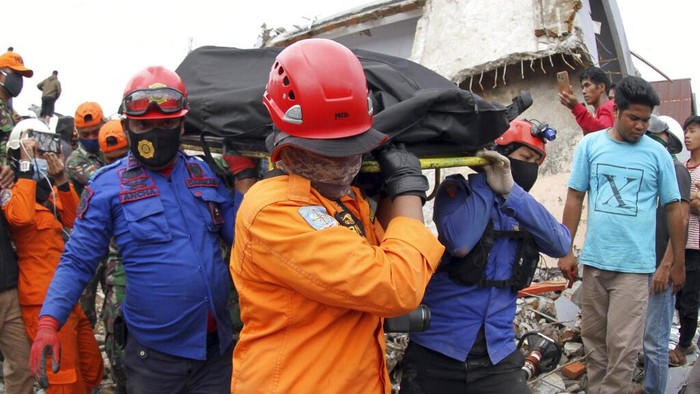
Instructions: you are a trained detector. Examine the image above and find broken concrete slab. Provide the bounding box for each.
[564,342,584,357]
[555,294,580,327]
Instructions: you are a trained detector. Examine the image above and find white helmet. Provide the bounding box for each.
[7,118,52,153]
[658,115,684,155]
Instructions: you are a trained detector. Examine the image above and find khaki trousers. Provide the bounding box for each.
[0,289,34,394]
[581,265,649,394]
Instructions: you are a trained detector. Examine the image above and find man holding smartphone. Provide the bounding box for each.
[558,66,615,135]
[4,118,104,393]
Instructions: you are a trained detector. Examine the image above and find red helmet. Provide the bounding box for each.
[496,119,547,164]
[263,38,373,140]
[122,66,189,120]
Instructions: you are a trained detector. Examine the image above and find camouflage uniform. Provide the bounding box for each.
[0,98,15,164]
[65,143,104,196]
[66,143,105,327]
[102,240,127,393]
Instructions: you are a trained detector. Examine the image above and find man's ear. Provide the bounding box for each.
[613,103,619,118]
[596,82,606,95]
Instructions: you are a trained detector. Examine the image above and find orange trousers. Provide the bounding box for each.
[22,305,104,394]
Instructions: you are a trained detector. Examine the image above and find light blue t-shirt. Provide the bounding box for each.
[568,130,680,273]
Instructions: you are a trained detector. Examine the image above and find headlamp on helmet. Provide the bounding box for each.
[496,119,555,164]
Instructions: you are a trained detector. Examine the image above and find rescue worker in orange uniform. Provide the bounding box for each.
[2,119,103,393]
[230,38,445,393]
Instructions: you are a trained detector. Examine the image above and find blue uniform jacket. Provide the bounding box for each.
[411,173,570,364]
[41,152,240,360]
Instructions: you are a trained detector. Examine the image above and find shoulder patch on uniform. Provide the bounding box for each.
[77,186,94,219]
[298,206,338,230]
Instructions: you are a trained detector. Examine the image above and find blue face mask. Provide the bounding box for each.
[33,158,48,181]
[79,138,100,154]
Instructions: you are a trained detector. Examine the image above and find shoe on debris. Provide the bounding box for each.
[670,347,687,367]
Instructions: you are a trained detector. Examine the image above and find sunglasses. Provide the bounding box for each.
[122,88,187,116]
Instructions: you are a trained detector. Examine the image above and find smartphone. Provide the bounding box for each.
[556,71,570,93]
[28,130,61,153]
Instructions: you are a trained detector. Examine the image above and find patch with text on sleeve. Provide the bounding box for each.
[77,186,94,219]
[185,162,218,188]
[298,206,339,230]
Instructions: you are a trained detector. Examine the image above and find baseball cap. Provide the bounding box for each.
[98,119,127,153]
[265,127,388,162]
[0,51,33,77]
[75,102,105,128]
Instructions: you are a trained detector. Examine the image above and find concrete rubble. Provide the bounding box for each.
[388,267,700,394]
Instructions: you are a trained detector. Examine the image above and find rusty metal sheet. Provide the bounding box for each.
[650,78,695,125]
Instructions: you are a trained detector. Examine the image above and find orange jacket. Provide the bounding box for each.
[3,178,78,306]
[230,174,444,393]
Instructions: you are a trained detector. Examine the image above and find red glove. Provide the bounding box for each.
[222,154,258,179]
[30,315,61,388]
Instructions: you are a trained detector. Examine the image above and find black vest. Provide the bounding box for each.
[441,220,540,292]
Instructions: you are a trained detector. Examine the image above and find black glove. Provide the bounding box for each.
[379,143,429,203]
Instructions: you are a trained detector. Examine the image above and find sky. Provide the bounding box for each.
[4,0,698,121]
[4,0,373,118]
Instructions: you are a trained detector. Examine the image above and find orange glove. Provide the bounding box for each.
[30,315,61,389]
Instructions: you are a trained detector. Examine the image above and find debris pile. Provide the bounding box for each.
[518,269,588,394]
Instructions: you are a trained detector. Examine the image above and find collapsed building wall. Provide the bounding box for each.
[410,0,598,176]
[406,0,605,255]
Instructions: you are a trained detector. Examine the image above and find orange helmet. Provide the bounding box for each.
[122,66,189,120]
[98,119,128,153]
[496,119,553,164]
[263,39,387,161]
[263,38,373,140]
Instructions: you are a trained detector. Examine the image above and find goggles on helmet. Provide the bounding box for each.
[122,88,187,116]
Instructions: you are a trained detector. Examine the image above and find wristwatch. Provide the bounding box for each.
[19,160,32,172]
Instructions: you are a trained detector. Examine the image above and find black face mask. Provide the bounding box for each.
[127,126,181,169]
[510,158,539,192]
[0,71,23,97]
